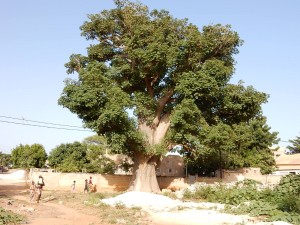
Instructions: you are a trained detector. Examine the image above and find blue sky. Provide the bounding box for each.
[0,0,299,153]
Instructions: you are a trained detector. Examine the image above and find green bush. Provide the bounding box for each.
[0,207,24,225]
[183,180,263,205]
[273,174,300,214]
[277,194,300,214]
[225,200,277,217]
[225,201,300,224]
[183,185,214,201]
[274,174,300,198]
[181,177,300,224]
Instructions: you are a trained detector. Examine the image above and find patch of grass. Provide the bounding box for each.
[0,207,24,225]
[162,190,177,199]
[92,200,148,225]
[114,201,126,209]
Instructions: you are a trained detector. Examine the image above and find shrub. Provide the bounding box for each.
[273,174,300,214]
[274,174,300,198]
[0,207,24,225]
[277,194,300,214]
[181,177,300,224]
[183,180,264,205]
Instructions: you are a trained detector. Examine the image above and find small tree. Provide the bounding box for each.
[287,135,300,154]
[48,140,116,173]
[48,142,88,172]
[11,144,47,169]
[0,152,11,167]
[83,135,116,174]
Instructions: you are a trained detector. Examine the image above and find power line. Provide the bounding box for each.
[0,120,93,132]
[0,115,84,128]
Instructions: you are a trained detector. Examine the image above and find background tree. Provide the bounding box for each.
[287,135,300,154]
[0,152,11,167]
[59,0,278,192]
[11,144,47,169]
[186,115,278,176]
[83,135,116,174]
[48,140,116,173]
[48,142,88,172]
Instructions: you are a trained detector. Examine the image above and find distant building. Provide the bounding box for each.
[156,155,185,177]
[272,146,300,175]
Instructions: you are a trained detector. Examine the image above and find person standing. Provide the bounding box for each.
[36,185,42,203]
[89,176,93,191]
[71,180,76,193]
[36,175,45,203]
[84,179,89,193]
[37,175,45,189]
[89,177,93,185]
[29,181,36,202]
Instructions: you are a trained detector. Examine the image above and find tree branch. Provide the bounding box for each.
[145,77,154,97]
[152,89,173,127]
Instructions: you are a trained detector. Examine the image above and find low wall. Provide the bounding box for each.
[28,168,284,192]
[221,168,282,187]
[29,170,191,192]
[29,171,131,192]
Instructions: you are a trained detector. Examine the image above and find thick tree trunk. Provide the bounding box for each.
[127,152,161,193]
[127,114,170,192]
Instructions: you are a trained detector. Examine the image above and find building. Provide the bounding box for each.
[273,146,300,175]
[108,153,185,177]
[156,154,185,177]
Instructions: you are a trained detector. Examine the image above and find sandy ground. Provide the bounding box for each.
[0,181,242,225]
[0,175,159,225]
[0,179,105,225]
[0,172,292,225]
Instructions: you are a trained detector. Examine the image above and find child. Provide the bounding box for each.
[29,181,35,202]
[88,176,93,191]
[36,185,42,203]
[84,179,89,193]
[71,180,76,193]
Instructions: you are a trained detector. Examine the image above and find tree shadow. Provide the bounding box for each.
[0,182,28,197]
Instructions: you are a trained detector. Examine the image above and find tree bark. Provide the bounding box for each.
[128,112,170,192]
[127,152,161,193]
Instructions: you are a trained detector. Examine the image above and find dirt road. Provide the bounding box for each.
[0,180,105,225]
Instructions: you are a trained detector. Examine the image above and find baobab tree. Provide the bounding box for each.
[59,0,277,192]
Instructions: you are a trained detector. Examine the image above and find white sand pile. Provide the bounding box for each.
[101,191,182,211]
[101,191,293,225]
